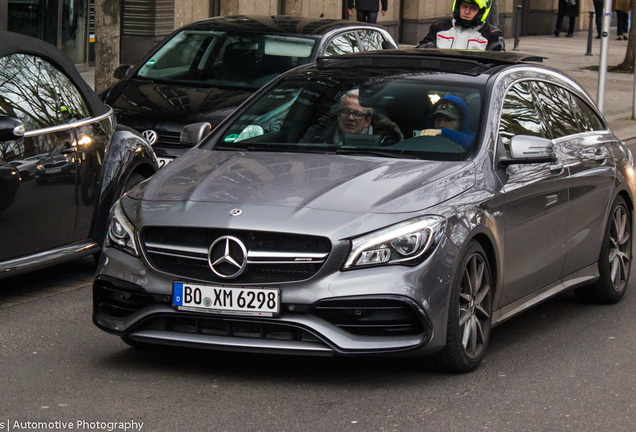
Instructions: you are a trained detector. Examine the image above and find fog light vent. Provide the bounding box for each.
[311,297,425,337]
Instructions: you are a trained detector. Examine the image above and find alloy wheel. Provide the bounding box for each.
[609,204,631,293]
[459,253,492,359]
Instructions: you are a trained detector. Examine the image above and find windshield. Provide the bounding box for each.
[208,69,484,161]
[136,30,317,89]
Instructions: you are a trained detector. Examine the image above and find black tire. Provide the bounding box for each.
[575,196,632,304]
[428,240,493,373]
[121,172,145,197]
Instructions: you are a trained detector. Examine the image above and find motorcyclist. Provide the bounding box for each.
[417,0,505,51]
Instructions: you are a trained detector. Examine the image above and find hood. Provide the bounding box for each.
[138,148,476,214]
[102,79,254,129]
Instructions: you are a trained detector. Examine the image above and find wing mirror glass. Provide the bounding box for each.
[113,65,133,80]
[501,135,556,165]
[0,115,25,142]
[180,122,212,146]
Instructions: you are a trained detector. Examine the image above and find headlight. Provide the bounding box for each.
[36,164,44,170]
[106,199,139,256]
[343,216,446,269]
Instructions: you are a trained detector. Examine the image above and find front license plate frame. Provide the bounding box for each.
[173,282,280,317]
[157,157,173,169]
[46,167,62,174]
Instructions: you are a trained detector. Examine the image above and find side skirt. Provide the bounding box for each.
[0,240,100,280]
[492,263,600,327]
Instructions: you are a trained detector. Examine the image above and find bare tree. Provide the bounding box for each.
[94,0,120,93]
[617,0,636,71]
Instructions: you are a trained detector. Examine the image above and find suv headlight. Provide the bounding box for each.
[106,199,139,257]
[343,216,446,269]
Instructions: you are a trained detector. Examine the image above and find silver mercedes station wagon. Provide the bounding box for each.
[93,49,635,372]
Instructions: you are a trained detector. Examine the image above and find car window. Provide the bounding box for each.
[0,53,90,130]
[207,70,483,161]
[136,30,316,89]
[357,30,385,51]
[570,94,605,132]
[531,81,579,139]
[498,81,547,155]
[324,32,361,56]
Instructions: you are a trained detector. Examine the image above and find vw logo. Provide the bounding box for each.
[229,209,242,216]
[208,236,248,279]
[142,129,158,145]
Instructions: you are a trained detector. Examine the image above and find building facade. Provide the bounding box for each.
[1,0,599,67]
[0,0,90,69]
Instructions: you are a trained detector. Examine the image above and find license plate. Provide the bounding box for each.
[46,167,62,174]
[173,282,280,317]
[157,157,173,169]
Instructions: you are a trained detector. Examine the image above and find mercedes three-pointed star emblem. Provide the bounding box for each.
[208,236,248,278]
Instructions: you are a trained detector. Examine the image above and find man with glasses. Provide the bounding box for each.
[332,89,374,144]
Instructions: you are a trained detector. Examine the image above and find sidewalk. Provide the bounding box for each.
[81,29,636,140]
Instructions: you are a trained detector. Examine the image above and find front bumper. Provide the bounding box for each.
[93,235,458,357]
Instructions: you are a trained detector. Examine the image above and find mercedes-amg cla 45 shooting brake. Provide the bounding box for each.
[93,49,635,372]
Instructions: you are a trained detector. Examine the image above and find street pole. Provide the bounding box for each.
[513,5,522,51]
[597,0,612,112]
[632,54,636,119]
[585,11,594,56]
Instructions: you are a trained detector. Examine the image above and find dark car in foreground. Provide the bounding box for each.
[100,15,397,169]
[94,49,634,372]
[0,31,158,278]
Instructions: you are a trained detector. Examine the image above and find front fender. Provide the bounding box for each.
[92,125,158,245]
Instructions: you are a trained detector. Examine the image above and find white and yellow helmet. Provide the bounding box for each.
[452,0,492,26]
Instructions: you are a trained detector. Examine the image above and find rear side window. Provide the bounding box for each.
[498,81,547,154]
[570,94,605,132]
[324,32,361,56]
[358,30,385,51]
[531,82,579,138]
[0,53,90,130]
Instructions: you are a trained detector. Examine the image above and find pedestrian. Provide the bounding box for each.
[348,0,387,24]
[554,0,579,38]
[417,0,505,51]
[613,0,630,40]
[593,0,603,38]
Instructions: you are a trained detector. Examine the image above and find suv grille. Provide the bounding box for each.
[155,130,183,148]
[141,227,332,284]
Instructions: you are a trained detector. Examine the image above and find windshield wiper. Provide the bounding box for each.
[334,148,419,159]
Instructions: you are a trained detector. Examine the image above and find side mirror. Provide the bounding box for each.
[0,115,25,142]
[500,135,556,165]
[113,65,133,80]
[180,122,212,147]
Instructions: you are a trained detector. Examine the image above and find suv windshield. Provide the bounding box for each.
[136,30,317,89]
[209,68,485,161]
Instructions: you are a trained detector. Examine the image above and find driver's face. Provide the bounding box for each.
[460,2,481,21]
[338,97,371,134]
[434,114,460,131]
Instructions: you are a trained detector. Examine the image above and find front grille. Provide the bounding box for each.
[142,227,332,284]
[134,315,324,344]
[311,298,425,337]
[155,130,184,148]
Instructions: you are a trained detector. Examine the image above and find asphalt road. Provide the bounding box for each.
[2,139,636,432]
